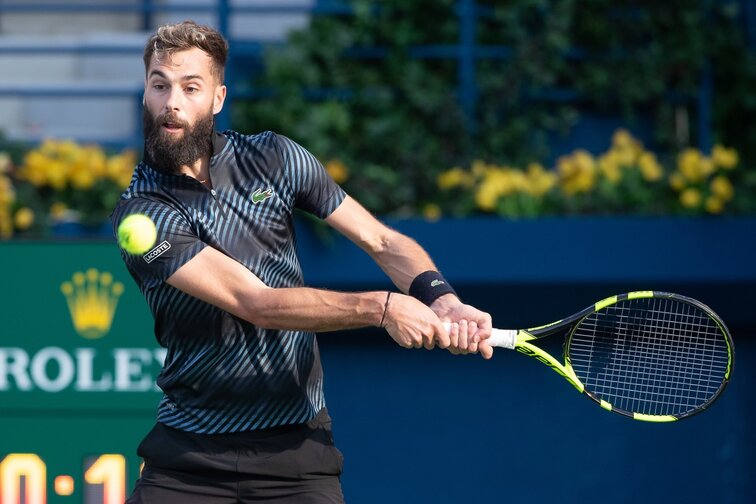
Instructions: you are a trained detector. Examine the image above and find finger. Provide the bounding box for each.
[477,314,493,340]
[423,334,435,350]
[468,321,479,353]
[448,322,459,349]
[423,326,437,350]
[469,321,480,344]
[412,335,424,349]
[457,319,469,352]
[435,322,450,349]
[479,341,494,360]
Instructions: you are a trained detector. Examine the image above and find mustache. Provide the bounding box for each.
[154,112,189,128]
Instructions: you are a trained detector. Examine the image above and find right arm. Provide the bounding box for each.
[166,245,448,349]
[325,195,491,357]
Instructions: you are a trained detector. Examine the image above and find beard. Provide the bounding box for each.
[143,106,215,174]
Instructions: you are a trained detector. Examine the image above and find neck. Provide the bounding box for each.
[179,156,211,183]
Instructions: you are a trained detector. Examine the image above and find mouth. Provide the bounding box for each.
[162,121,184,133]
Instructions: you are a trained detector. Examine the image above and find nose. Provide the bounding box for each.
[164,86,182,112]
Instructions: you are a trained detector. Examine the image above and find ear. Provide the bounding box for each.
[213,85,227,115]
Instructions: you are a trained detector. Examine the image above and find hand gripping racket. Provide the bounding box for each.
[467,291,733,421]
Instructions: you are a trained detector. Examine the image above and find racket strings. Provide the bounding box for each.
[568,297,730,416]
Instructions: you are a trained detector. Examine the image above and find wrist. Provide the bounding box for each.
[379,291,392,327]
[408,271,458,306]
[429,292,460,315]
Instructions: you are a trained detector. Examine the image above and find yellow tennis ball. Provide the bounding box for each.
[118,214,157,255]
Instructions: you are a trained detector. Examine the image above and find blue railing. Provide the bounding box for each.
[0,0,751,151]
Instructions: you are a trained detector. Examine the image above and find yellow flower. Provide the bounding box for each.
[20,150,48,185]
[437,167,469,190]
[711,145,739,170]
[612,129,634,150]
[54,139,79,158]
[508,167,528,193]
[558,152,596,195]
[0,152,11,174]
[710,175,734,201]
[14,207,35,230]
[705,196,725,214]
[422,203,442,221]
[698,157,715,178]
[483,168,511,196]
[638,152,663,182]
[680,188,702,208]
[70,165,96,190]
[116,172,133,189]
[475,181,500,211]
[46,160,69,191]
[85,147,107,179]
[557,156,576,177]
[18,139,125,191]
[39,138,59,156]
[0,175,15,204]
[669,172,686,191]
[677,148,704,182]
[526,163,556,196]
[470,160,489,178]
[325,159,349,185]
[598,152,621,184]
[573,149,595,172]
[0,213,12,239]
[614,146,637,167]
[107,151,136,186]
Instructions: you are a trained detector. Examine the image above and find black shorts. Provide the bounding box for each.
[126,408,345,504]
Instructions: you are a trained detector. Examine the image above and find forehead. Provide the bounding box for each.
[147,47,214,79]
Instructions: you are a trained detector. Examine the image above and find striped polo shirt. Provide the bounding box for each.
[111,130,346,434]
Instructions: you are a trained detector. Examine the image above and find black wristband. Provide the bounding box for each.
[408,271,458,306]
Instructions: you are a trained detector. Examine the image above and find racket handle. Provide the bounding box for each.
[489,329,517,349]
[441,323,516,349]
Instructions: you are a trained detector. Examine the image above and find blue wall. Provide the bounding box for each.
[319,333,753,504]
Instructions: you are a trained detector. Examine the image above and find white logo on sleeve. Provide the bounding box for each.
[143,241,171,264]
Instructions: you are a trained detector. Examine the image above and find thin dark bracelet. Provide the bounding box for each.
[379,291,392,327]
[408,270,458,306]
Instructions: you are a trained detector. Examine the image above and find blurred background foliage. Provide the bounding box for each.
[0,135,135,239]
[235,0,756,217]
[2,0,756,239]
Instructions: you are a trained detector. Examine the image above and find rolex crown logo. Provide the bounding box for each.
[61,269,124,339]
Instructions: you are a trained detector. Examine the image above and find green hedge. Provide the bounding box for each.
[234,0,756,217]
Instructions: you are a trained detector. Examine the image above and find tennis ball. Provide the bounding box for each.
[118,214,157,255]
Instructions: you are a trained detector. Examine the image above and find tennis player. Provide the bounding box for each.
[113,20,493,503]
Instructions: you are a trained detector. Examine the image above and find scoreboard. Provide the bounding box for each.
[0,242,163,504]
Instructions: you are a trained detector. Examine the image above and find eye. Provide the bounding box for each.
[185,86,198,94]
[152,83,166,91]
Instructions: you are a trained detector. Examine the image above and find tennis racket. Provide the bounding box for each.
[458,291,734,421]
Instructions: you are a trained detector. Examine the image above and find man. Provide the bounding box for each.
[113,20,493,503]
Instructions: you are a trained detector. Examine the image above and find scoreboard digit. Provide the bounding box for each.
[1,453,130,504]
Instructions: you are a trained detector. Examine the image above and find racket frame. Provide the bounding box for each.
[492,291,734,422]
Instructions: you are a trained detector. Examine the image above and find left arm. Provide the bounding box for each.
[324,195,493,358]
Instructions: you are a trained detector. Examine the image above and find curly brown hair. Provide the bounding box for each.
[143,20,228,84]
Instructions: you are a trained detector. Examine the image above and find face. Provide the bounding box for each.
[143,47,226,174]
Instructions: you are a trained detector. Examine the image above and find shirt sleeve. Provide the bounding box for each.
[111,197,207,291]
[275,134,346,218]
